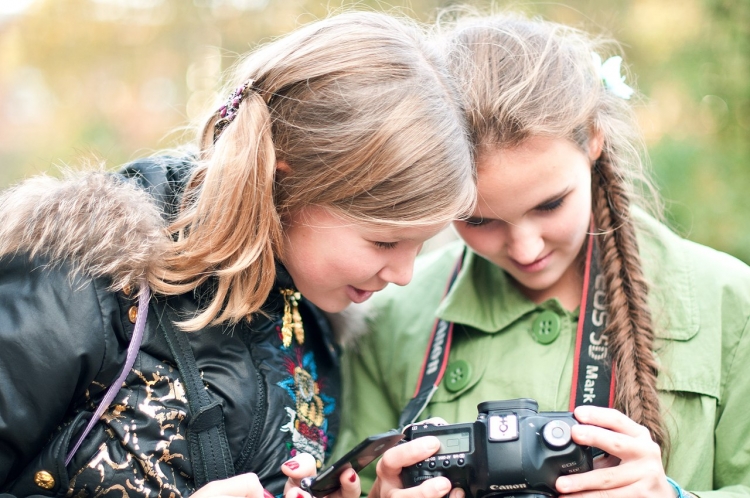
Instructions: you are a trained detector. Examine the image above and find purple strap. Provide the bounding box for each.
[65,283,150,466]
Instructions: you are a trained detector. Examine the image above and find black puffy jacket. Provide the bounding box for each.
[0,158,341,497]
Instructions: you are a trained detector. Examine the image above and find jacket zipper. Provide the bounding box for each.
[235,352,268,472]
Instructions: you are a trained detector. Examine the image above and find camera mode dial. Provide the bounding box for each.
[541,420,572,449]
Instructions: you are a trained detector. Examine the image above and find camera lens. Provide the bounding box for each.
[542,420,572,449]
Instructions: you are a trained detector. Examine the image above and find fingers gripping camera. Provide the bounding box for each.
[400,399,593,498]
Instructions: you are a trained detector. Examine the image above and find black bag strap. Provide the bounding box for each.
[156,299,234,488]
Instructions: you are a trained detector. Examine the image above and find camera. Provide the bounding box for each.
[400,399,593,498]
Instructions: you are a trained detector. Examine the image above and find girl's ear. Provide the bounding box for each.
[276,160,292,174]
[588,131,605,162]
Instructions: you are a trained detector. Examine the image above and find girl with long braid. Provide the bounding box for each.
[335,11,750,498]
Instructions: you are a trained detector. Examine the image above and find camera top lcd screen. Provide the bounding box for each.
[435,431,471,455]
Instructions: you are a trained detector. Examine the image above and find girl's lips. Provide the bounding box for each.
[345,285,375,304]
[511,252,552,273]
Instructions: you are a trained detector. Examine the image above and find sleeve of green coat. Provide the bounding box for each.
[695,314,750,498]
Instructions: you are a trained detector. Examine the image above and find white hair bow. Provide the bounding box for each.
[592,53,634,100]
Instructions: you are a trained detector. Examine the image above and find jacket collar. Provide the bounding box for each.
[191,262,295,313]
[435,216,697,341]
[435,250,542,333]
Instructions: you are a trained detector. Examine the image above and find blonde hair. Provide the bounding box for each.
[440,10,668,451]
[147,11,476,331]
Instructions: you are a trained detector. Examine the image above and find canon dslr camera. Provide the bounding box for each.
[401,399,593,498]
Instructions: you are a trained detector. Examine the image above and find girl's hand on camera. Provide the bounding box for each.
[555,406,674,497]
[369,436,461,498]
[282,453,361,498]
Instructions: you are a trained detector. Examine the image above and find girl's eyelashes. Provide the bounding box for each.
[464,217,492,228]
[537,196,565,212]
[462,195,565,228]
[373,241,398,250]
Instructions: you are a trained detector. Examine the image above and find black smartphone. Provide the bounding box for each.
[300,430,404,497]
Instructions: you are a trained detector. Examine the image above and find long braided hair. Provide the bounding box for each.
[440,10,668,451]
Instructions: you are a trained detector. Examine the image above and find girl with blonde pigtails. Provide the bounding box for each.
[0,11,477,498]
[336,10,750,498]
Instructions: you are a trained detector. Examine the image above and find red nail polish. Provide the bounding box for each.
[284,460,300,470]
[349,472,357,483]
[297,493,305,498]
[263,490,274,498]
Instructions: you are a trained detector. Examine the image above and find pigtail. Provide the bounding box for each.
[146,12,475,330]
[592,153,668,452]
[151,92,283,330]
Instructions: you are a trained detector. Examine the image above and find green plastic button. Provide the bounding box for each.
[531,310,561,344]
[444,359,472,392]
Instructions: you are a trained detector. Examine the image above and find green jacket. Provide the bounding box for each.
[335,213,750,497]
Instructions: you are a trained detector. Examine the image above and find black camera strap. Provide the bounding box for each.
[398,255,463,428]
[399,226,614,428]
[568,228,615,410]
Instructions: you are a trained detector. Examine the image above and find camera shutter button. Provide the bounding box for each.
[542,420,572,449]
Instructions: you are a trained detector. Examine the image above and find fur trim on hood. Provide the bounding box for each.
[0,167,375,345]
[0,170,168,291]
[324,301,374,350]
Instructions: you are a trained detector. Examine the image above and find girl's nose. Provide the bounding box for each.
[378,246,420,286]
[505,225,544,265]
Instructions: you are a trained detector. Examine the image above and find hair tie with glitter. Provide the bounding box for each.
[213,79,256,143]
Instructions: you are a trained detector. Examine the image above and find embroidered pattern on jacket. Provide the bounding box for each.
[277,330,335,469]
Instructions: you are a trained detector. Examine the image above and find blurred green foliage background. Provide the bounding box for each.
[0,0,748,263]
